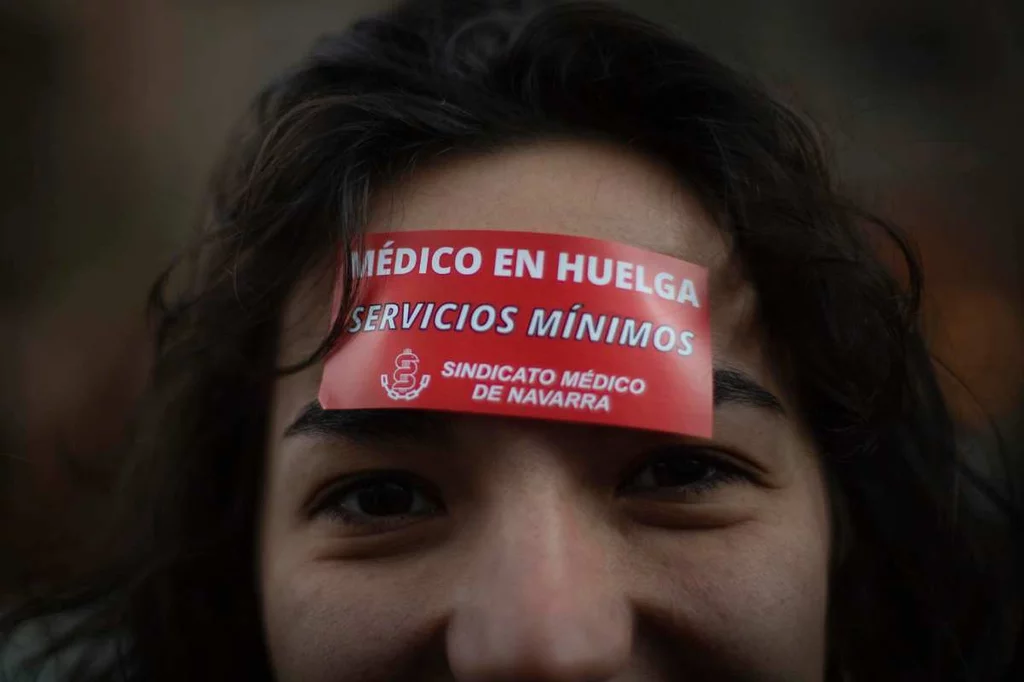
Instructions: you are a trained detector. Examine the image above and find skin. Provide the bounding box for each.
[260,140,832,681]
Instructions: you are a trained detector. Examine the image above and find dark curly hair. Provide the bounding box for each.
[2,1,1020,680]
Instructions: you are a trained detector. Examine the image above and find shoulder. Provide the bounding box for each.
[0,610,129,682]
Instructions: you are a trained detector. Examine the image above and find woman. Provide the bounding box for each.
[2,0,1020,680]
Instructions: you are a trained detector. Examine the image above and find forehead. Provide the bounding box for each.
[279,139,762,382]
[370,140,728,265]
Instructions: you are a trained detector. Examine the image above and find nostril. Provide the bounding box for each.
[445,598,633,681]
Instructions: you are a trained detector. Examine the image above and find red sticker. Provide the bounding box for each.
[319,230,712,438]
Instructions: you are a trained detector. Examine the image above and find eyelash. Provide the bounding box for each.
[310,448,751,530]
[309,470,446,530]
[616,447,749,500]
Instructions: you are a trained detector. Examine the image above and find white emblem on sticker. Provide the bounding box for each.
[381,348,431,401]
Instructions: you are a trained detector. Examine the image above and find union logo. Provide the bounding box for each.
[381,348,431,401]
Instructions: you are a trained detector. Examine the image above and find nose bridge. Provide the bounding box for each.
[479,466,600,608]
[445,453,632,680]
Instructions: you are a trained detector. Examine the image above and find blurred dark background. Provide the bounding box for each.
[1,0,1022,594]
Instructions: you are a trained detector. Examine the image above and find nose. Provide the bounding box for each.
[445,482,633,681]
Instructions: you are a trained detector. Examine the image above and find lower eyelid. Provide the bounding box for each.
[621,478,727,499]
[316,505,443,533]
[311,454,752,524]
[307,471,443,514]
[312,485,445,527]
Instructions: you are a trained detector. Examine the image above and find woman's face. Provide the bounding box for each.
[259,141,831,681]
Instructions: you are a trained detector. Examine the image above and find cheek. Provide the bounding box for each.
[261,554,445,682]
[638,487,831,676]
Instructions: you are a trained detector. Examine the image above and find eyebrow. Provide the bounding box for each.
[285,368,783,440]
[712,367,784,413]
[285,405,450,442]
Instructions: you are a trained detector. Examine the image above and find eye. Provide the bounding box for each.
[310,471,444,530]
[619,447,747,500]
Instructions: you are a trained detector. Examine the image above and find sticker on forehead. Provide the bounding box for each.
[319,230,712,438]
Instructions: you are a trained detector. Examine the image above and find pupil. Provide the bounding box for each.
[357,482,414,516]
[652,458,710,487]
